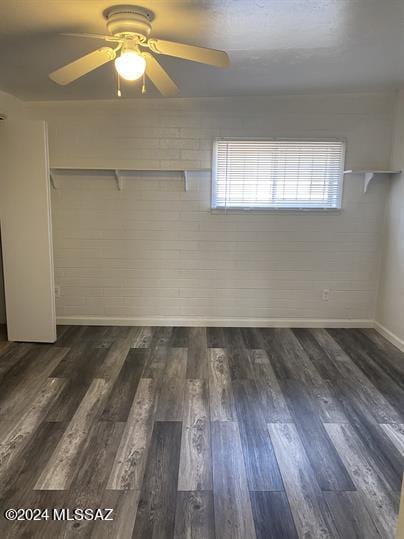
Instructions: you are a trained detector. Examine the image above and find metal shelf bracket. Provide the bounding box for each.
[114,169,124,190]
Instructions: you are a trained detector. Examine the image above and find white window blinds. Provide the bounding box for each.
[212,139,346,210]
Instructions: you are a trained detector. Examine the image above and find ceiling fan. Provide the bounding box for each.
[49,4,230,97]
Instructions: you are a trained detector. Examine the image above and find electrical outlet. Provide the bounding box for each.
[55,285,61,298]
[322,288,330,301]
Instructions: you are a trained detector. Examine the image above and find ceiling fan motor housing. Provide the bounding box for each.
[104,5,153,42]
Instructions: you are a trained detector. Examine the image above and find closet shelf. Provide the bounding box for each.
[344,170,402,193]
[49,167,210,192]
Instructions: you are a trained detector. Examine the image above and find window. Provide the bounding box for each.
[212,139,346,210]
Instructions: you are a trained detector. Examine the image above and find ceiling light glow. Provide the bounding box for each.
[115,49,146,81]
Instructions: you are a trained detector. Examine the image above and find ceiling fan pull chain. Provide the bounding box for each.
[117,72,122,97]
[141,72,146,94]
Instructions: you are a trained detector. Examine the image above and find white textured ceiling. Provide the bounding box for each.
[1,0,404,100]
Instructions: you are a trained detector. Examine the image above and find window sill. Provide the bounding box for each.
[210,207,343,214]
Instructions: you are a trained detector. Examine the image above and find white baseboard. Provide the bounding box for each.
[56,316,374,328]
[374,321,404,352]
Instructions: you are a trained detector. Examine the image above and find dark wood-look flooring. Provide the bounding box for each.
[0,325,403,538]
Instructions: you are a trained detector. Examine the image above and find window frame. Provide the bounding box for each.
[211,137,347,212]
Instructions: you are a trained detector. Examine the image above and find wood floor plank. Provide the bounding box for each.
[178,380,212,491]
[323,491,381,539]
[312,328,401,424]
[50,341,105,378]
[142,346,168,379]
[174,491,215,539]
[155,347,187,421]
[266,328,346,422]
[1,490,69,538]
[46,378,93,423]
[47,344,112,422]
[281,379,355,491]
[81,325,110,342]
[359,329,404,379]
[107,378,157,490]
[71,421,125,493]
[101,348,147,421]
[250,491,298,539]
[0,420,66,506]
[0,378,65,482]
[208,348,236,422]
[35,378,109,490]
[149,326,174,350]
[250,349,291,422]
[171,327,189,348]
[292,328,341,382]
[324,422,399,538]
[240,328,265,350]
[380,424,404,456]
[61,421,126,538]
[132,421,182,539]
[91,489,141,539]
[106,326,136,340]
[0,341,11,356]
[257,328,277,350]
[223,328,254,380]
[116,326,143,349]
[56,324,70,338]
[96,328,138,381]
[265,328,321,385]
[332,379,404,493]
[268,422,338,538]
[297,327,399,452]
[187,327,208,379]
[83,325,133,348]
[0,342,33,379]
[0,346,69,422]
[206,327,226,348]
[355,328,404,379]
[54,325,87,346]
[133,326,153,348]
[328,328,404,417]
[211,421,256,539]
[0,343,52,390]
[232,379,283,491]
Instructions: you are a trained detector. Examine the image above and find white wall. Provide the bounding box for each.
[376,89,404,349]
[0,89,26,118]
[29,92,394,325]
[0,90,27,325]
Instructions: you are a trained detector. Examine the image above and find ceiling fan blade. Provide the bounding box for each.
[143,52,179,97]
[49,47,116,85]
[61,32,122,43]
[148,39,229,68]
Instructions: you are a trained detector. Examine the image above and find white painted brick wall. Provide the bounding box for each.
[29,92,395,324]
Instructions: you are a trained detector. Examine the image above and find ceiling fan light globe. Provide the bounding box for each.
[115,50,146,81]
